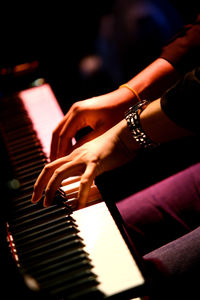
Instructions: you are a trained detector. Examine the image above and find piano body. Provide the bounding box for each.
[0,77,146,299]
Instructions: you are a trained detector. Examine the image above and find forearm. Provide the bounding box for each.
[119,98,194,155]
[126,58,180,101]
[95,58,180,116]
[51,59,179,159]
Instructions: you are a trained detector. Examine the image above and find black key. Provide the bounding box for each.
[12,191,33,204]
[10,142,42,158]
[10,202,38,218]
[8,136,39,152]
[9,206,70,232]
[42,270,98,295]
[7,134,38,148]
[12,148,43,162]
[17,168,43,182]
[17,232,82,257]
[16,224,79,252]
[12,215,75,240]
[18,178,37,190]
[12,152,46,168]
[37,259,93,284]
[15,160,46,177]
[20,238,85,266]
[15,158,46,173]
[14,218,78,244]
[30,253,90,279]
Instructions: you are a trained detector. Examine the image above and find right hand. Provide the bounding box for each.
[33,119,137,208]
[50,90,135,161]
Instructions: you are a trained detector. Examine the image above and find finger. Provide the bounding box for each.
[50,103,79,161]
[44,162,83,207]
[77,163,96,209]
[31,157,69,203]
[50,117,67,161]
[56,112,89,159]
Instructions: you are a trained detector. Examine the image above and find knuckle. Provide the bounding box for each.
[52,126,57,135]
[71,101,85,116]
[72,101,81,112]
[52,129,58,139]
[59,131,65,142]
[53,169,61,179]
[80,177,90,186]
[52,122,63,138]
[45,187,50,196]
[43,163,51,173]
[33,182,38,190]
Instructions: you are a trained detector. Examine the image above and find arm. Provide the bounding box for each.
[125,58,179,101]
[32,97,194,208]
[51,58,180,160]
[51,14,200,160]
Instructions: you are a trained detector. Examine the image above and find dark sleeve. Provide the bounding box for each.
[160,14,200,74]
[161,66,200,133]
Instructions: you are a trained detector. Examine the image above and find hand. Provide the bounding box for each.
[32,120,137,208]
[50,89,135,161]
[50,58,180,160]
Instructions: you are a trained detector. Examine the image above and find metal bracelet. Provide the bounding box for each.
[125,100,158,150]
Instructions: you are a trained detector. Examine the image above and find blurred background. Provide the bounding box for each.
[0,0,199,113]
[0,2,199,298]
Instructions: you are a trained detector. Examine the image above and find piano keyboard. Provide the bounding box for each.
[0,84,145,299]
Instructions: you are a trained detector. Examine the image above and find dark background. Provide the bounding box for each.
[0,1,199,298]
[0,1,199,112]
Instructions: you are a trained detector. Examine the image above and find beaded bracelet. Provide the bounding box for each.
[125,100,159,150]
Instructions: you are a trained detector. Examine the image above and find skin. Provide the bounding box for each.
[31,98,193,208]
[50,58,180,160]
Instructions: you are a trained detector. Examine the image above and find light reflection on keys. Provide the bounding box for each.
[19,84,64,159]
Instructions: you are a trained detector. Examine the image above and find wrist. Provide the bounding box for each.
[110,86,140,108]
[117,119,141,155]
[119,84,142,103]
[126,58,179,101]
[125,100,159,150]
